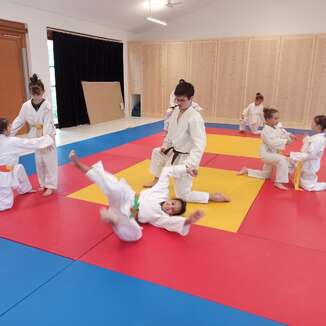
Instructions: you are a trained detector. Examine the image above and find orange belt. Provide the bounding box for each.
[0,165,13,172]
[31,124,43,137]
[293,161,303,191]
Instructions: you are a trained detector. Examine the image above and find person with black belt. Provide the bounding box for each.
[144,81,230,204]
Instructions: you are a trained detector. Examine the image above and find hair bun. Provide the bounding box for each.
[30,74,39,83]
[256,92,261,96]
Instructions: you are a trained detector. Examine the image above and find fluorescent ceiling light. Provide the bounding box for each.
[142,0,165,10]
[147,17,167,26]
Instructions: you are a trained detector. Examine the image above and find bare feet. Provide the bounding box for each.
[185,210,204,226]
[69,150,78,164]
[143,177,158,188]
[274,183,288,191]
[38,187,45,192]
[237,167,248,176]
[99,207,118,225]
[43,188,54,196]
[209,192,231,202]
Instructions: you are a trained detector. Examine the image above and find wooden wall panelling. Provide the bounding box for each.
[274,35,315,127]
[188,40,218,120]
[142,42,164,117]
[244,37,280,108]
[128,42,143,94]
[214,38,249,122]
[307,34,326,124]
[128,42,143,113]
[164,41,189,111]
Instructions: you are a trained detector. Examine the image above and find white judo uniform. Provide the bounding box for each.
[289,133,326,191]
[86,162,192,242]
[11,99,58,190]
[246,124,291,183]
[239,102,264,134]
[163,93,203,131]
[0,134,53,211]
[151,105,209,203]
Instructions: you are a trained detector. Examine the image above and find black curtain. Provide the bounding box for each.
[53,32,124,128]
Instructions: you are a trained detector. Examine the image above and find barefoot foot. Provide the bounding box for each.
[209,192,231,202]
[237,167,248,176]
[274,183,288,191]
[43,188,54,196]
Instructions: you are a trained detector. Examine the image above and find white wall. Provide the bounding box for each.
[0,0,130,114]
[131,0,326,41]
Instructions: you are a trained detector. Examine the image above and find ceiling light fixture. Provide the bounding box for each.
[146,17,167,26]
[146,0,167,26]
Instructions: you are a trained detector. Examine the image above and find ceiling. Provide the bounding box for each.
[8,0,217,33]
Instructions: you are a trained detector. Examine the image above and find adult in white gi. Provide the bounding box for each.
[239,93,264,134]
[146,82,229,203]
[289,115,326,191]
[69,150,204,242]
[0,118,54,211]
[238,108,295,190]
[11,74,57,196]
[164,79,202,132]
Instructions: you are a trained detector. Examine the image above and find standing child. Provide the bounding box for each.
[289,115,326,191]
[0,118,54,211]
[69,150,204,242]
[239,93,264,134]
[238,108,295,190]
[11,74,58,196]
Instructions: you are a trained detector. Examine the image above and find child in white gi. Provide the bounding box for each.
[11,74,58,196]
[289,115,326,191]
[239,93,264,134]
[238,108,295,190]
[0,118,54,211]
[69,150,204,242]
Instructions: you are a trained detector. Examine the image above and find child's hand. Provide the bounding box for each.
[185,210,204,225]
[186,166,198,177]
[160,147,167,154]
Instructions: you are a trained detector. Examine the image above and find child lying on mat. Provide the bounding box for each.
[0,117,54,211]
[69,150,204,242]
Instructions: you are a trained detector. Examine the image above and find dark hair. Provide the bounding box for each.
[255,92,264,101]
[29,74,45,95]
[314,115,326,131]
[174,82,194,99]
[179,79,186,84]
[263,107,278,120]
[161,198,187,216]
[0,118,9,134]
[172,198,187,216]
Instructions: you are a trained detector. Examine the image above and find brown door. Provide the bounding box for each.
[0,19,27,130]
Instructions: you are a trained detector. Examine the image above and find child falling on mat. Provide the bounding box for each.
[289,115,326,191]
[0,118,54,211]
[238,108,296,190]
[69,150,204,242]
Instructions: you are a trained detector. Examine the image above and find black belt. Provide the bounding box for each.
[163,147,189,165]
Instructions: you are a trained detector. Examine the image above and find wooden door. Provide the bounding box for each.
[0,19,27,128]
